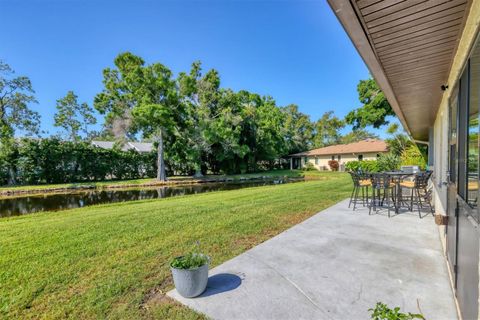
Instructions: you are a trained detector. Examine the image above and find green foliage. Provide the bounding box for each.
[377,153,401,172]
[313,111,344,148]
[345,78,395,129]
[401,145,427,170]
[369,302,425,320]
[341,129,379,144]
[0,60,40,140]
[345,160,380,173]
[171,244,210,270]
[0,61,41,185]
[95,52,179,181]
[281,104,314,155]
[0,138,156,185]
[304,162,317,171]
[171,253,209,270]
[54,91,96,141]
[385,123,413,157]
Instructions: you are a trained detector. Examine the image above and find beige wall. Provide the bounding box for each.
[432,3,480,218]
[299,152,382,171]
[430,5,480,318]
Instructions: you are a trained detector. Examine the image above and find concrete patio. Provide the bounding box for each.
[168,199,457,319]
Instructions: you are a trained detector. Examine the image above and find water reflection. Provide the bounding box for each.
[0,178,302,217]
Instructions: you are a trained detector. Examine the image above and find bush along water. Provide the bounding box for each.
[0,138,156,185]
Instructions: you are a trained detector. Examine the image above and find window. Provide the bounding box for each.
[467,42,480,208]
[376,154,380,158]
[331,155,335,161]
[449,86,458,184]
[358,154,363,161]
[303,157,308,164]
[338,155,341,162]
[315,157,318,165]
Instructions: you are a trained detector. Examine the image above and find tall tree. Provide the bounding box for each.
[95,52,179,181]
[131,62,179,181]
[0,61,40,139]
[94,53,141,144]
[281,104,313,154]
[345,78,395,129]
[340,129,379,144]
[178,61,221,177]
[0,60,40,184]
[312,111,345,148]
[54,91,96,140]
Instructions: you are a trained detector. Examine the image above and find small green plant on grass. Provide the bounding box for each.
[369,302,425,320]
[171,243,209,270]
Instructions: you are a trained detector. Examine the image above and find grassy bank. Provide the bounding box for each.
[0,170,323,194]
[0,172,351,319]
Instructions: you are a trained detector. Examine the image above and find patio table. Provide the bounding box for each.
[384,171,415,214]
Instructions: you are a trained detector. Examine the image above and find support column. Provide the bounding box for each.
[290,157,293,170]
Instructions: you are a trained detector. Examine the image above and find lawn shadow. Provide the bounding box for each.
[198,273,242,297]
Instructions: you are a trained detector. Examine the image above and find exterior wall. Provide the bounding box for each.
[299,152,381,171]
[430,5,480,318]
[432,3,480,220]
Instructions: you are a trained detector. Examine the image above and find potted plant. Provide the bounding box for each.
[170,249,210,298]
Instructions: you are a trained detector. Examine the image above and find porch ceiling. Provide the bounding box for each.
[328,0,472,141]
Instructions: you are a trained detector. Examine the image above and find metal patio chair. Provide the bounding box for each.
[399,171,434,217]
[369,173,395,217]
[348,171,371,210]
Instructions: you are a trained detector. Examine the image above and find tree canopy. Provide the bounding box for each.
[313,111,345,148]
[1,56,392,185]
[0,60,40,184]
[54,91,96,141]
[345,78,395,130]
[0,61,40,140]
[340,129,379,144]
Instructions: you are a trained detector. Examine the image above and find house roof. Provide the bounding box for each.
[91,141,154,153]
[289,139,388,157]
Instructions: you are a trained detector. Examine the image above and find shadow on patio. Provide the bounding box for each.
[168,199,457,319]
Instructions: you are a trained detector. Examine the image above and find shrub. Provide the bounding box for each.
[377,153,401,172]
[304,162,317,171]
[345,160,379,173]
[401,145,427,170]
[345,160,361,172]
[0,138,157,186]
[328,160,339,171]
[369,302,424,320]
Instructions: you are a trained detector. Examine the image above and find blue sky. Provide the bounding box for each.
[1,0,386,137]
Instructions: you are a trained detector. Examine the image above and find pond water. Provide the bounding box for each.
[0,178,303,217]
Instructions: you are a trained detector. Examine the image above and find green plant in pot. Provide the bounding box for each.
[170,245,210,298]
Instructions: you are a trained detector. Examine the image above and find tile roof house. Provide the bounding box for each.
[91,141,154,153]
[289,139,388,170]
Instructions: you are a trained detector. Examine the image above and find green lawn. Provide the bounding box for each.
[0,169,318,194]
[0,172,351,319]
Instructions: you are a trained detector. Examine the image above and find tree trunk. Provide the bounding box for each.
[156,129,167,181]
[193,147,203,178]
[7,166,17,185]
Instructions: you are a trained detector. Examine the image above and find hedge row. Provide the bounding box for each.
[0,138,157,185]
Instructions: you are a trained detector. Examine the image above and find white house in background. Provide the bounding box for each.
[288,139,388,170]
[91,141,154,153]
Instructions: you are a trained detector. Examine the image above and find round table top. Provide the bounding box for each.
[383,171,416,176]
